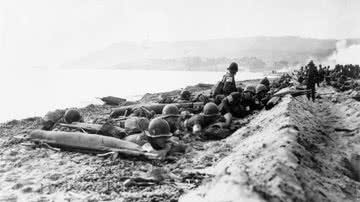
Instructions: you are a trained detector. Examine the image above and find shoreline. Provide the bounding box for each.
[0,78,270,125]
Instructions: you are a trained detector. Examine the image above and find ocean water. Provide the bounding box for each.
[0,68,264,122]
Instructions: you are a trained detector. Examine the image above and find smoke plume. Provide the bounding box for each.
[327,40,360,65]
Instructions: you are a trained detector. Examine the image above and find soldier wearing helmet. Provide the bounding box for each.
[125,117,187,155]
[260,77,270,90]
[124,118,172,149]
[218,92,246,118]
[183,102,231,135]
[179,90,191,102]
[306,60,318,102]
[242,85,257,112]
[222,62,238,95]
[183,102,234,140]
[211,62,238,97]
[255,84,271,107]
[223,62,238,94]
[144,118,174,150]
[159,104,181,133]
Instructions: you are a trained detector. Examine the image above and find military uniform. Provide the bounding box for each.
[256,84,271,107]
[241,85,258,112]
[184,114,223,131]
[182,102,232,140]
[222,72,237,95]
[306,61,318,101]
[218,92,246,118]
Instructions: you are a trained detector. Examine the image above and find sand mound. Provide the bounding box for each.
[180,86,360,202]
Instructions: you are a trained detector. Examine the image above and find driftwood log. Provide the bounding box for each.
[97,96,126,106]
[28,130,159,159]
[59,122,127,139]
[110,102,204,118]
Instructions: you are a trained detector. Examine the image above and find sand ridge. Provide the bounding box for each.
[180,86,360,202]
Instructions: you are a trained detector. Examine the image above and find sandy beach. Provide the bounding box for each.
[0,81,359,202]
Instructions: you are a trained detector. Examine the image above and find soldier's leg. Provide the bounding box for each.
[306,85,311,100]
[312,86,316,102]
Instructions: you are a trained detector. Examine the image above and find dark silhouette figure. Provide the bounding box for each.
[306,61,318,102]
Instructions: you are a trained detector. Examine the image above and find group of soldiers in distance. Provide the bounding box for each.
[43,62,293,158]
[297,61,360,102]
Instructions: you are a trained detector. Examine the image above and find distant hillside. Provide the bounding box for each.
[61,36,360,72]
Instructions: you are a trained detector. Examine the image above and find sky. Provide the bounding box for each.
[0,0,360,68]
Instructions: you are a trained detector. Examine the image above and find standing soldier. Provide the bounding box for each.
[318,64,325,84]
[212,62,238,97]
[306,61,318,102]
[222,62,238,95]
[355,65,360,79]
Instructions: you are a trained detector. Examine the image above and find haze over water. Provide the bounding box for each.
[0,68,264,123]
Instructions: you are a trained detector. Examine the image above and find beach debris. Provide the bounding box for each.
[97,96,126,106]
[28,130,160,159]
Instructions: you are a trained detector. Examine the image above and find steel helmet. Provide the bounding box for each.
[202,102,220,117]
[145,118,172,138]
[161,104,180,118]
[180,90,191,100]
[256,84,268,94]
[228,62,238,72]
[64,109,82,123]
[244,85,256,94]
